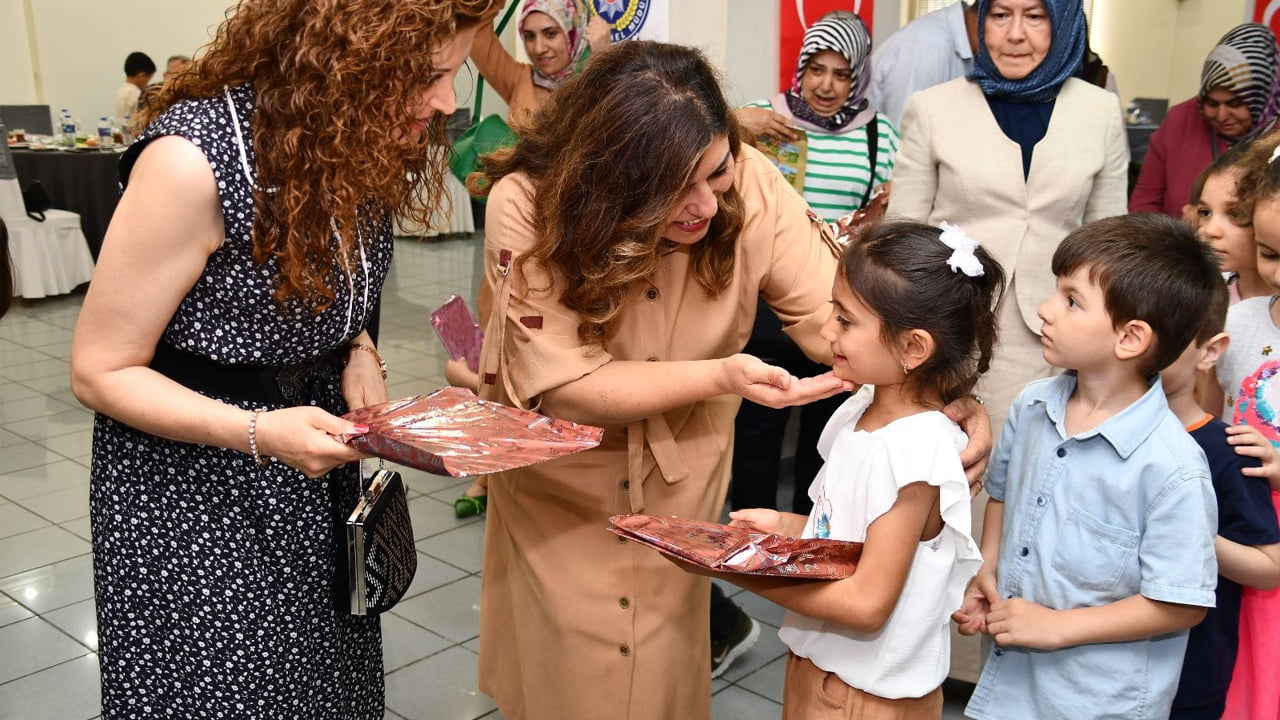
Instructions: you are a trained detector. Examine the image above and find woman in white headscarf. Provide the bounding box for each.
[469,0,611,126]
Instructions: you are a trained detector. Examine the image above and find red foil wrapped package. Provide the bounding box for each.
[608,514,862,579]
[344,387,604,476]
[429,295,483,373]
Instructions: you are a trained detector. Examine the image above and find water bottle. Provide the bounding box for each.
[97,116,113,148]
[73,117,87,145]
[57,108,73,145]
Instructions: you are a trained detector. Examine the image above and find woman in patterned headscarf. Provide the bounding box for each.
[469,0,611,126]
[1132,23,1280,216]
[737,11,899,223]
[887,0,1128,682]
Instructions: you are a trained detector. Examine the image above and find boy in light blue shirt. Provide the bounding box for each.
[955,214,1220,720]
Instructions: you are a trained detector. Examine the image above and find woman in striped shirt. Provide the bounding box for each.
[736,11,899,224]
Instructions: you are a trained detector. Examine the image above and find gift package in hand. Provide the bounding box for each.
[609,514,862,579]
[430,295,483,374]
[344,387,604,476]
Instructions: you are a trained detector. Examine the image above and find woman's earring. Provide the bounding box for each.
[902,361,910,375]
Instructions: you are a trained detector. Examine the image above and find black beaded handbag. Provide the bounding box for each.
[342,463,417,616]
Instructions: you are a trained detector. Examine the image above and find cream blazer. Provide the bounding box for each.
[888,77,1129,332]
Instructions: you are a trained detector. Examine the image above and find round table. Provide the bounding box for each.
[11,148,122,259]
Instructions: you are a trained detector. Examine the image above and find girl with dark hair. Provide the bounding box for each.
[472,40,991,720]
[698,221,1004,720]
[68,0,498,717]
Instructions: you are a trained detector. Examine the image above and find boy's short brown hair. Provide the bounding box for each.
[1052,213,1221,374]
[1196,273,1230,345]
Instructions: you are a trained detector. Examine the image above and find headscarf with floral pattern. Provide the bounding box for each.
[520,0,593,91]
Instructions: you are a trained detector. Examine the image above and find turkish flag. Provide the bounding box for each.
[1250,1,1280,39]
[779,0,875,93]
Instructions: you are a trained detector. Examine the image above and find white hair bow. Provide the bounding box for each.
[937,222,984,277]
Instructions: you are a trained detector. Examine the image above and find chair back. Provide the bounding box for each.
[0,105,54,136]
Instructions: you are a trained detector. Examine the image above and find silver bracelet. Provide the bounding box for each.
[248,409,270,466]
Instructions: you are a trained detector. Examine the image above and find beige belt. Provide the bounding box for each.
[625,415,690,513]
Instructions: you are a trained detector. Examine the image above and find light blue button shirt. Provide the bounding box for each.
[966,374,1218,720]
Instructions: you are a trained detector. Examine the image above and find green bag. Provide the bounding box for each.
[450,1,520,185]
[449,113,517,184]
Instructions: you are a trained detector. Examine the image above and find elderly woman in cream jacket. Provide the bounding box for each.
[886,0,1127,682]
[889,0,1126,430]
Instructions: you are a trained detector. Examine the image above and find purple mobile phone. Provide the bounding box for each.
[430,295,483,373]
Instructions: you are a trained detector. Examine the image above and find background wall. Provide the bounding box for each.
[1092,0,1251,109]
[0,0,234,125]
[0,0,1260,133]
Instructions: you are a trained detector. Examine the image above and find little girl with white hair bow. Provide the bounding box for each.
[679,220,1006,718]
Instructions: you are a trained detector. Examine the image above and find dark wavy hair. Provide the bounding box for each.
[475,41,746,346]
[841,221,1006,404]
[137,0,498,310]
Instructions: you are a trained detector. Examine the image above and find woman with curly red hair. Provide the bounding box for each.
[69,0,497,717]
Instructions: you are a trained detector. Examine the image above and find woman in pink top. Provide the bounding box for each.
[1130,23,1280,217]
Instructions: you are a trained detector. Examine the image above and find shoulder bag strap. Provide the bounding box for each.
[472,2,523,124]
[858,117,879,210]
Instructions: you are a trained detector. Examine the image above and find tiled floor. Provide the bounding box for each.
[0,235,972,719]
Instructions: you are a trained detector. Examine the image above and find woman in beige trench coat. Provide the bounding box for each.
[471,41,989,720]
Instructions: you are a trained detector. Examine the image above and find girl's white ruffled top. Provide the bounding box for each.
[779,385,983,699]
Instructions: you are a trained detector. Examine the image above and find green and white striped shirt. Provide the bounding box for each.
[745,100,901,223]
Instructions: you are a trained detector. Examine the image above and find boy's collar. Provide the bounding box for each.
[1028,373,1171,458]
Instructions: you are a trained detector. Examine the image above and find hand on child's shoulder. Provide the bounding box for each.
[1226,423,1280,491]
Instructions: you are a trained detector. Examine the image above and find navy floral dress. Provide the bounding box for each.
[90,84,392,719]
